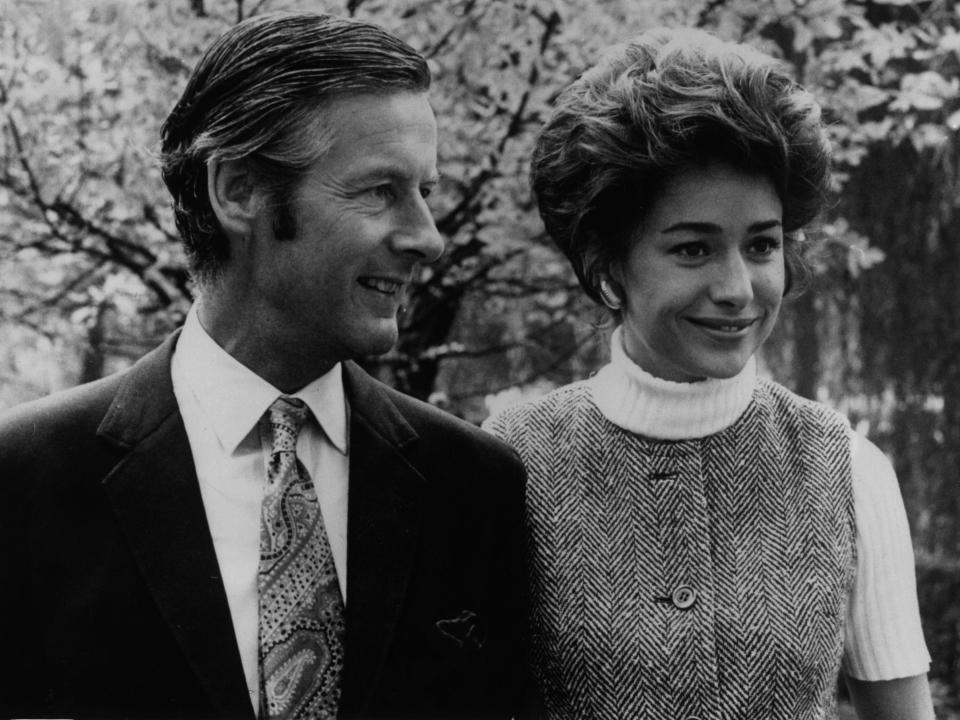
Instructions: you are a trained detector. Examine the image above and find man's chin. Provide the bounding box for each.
[352,323,400,359]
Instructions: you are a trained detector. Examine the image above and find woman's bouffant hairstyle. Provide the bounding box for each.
[161,12,430,285]
[530,27,832,306]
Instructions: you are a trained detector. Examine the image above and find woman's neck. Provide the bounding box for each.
[590,327,757,440]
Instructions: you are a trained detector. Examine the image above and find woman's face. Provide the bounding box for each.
[611,162,785,382]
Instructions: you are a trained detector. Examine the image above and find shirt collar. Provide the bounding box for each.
[175,303,348,455]
[589,326,757,440]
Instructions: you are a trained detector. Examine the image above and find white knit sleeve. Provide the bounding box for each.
[842,432,931,680]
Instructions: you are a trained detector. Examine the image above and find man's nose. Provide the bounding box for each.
[391,196,444,263]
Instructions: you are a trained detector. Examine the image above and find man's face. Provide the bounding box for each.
[249,91,443,366]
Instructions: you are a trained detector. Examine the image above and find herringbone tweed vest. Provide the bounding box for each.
[487,377,856,720]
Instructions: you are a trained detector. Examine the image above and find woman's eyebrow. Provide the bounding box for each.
[660,219,782,234]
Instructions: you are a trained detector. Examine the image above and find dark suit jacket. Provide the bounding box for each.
[0,332,530,719]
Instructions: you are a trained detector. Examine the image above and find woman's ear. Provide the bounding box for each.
[598,263,625,311]
[207,158,260,240]
[598,275,623,311]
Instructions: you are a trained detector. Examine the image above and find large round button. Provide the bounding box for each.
[671,585,697,610]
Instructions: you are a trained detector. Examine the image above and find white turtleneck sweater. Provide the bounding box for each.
[496,328,930,681]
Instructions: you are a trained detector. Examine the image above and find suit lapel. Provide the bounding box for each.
[98,333,253,718]
[342,363,425,714]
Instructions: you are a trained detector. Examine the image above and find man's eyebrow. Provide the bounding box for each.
[660,219,782,234]
[349,165,441,185]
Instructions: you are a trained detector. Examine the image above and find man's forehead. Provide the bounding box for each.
[313,91,437,161]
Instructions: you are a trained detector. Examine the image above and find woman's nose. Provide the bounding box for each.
[709,253,754,307]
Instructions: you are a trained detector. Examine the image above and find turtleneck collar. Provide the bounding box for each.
[589,327,757,440]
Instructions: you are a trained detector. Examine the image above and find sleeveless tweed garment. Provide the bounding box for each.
[487,378,856,720]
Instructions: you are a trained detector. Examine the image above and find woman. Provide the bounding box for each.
[485,28,935,720]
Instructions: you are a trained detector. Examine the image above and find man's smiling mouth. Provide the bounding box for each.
[358,276,404,294]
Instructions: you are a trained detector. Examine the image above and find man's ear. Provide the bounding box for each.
[207,158,261,239]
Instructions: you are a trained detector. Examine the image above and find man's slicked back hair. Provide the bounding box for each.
[161,12,430,284]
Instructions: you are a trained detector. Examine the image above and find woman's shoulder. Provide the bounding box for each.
[482,378,596,444]
[754,377,851,433]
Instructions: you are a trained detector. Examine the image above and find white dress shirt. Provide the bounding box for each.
[171,303,350,712]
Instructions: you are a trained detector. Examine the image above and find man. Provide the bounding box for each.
[0,13,529,719]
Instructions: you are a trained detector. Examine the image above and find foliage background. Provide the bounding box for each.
[1,0,958,712]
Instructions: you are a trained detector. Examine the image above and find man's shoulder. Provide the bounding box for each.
[0,334,177,459]
[0,371,125,448]
[345,363,522,471]
[0,372,133,505]
[374,376,513,449]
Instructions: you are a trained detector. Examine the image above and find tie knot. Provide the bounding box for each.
[267,396,309,454]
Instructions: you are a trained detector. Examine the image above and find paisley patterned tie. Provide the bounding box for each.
[258,396,345,720]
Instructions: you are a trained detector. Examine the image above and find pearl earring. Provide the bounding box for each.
[599,279,622,311]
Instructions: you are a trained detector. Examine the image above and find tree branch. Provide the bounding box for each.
[1,264,105,323]
[697,0,730,27]
[423,0,481,60]
[435,5,562,239]
[445,327,600,402]
[138,30,194,76]
[0,313,59,341]
[389,288,585,366]
[247,0,270,18]
[346,0,368,17]
[2,101,186,307]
